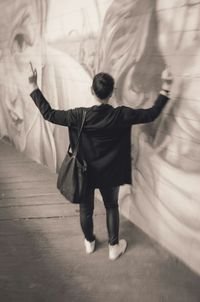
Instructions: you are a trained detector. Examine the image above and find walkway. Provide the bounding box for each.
[0,139,200,302]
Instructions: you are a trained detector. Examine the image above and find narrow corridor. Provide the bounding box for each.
[0,139,199,302]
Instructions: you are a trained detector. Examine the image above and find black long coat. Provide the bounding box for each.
[30,89,168,188]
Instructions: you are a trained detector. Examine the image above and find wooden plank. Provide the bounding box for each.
[0,189,59,199]
[0,204,79,220]
[0,162,46,169]
[0,202,105,220]
[0,169,54,179]
[0,192,105,214]
[0,171,55,181]
[0,159,31,164]
[0,181,58,191]
[0,195,66,206]
[0,162,52,172]
[0,176,55,185]
[0,215,106,239]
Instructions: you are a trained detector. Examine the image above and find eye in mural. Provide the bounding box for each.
[12,33,30,53]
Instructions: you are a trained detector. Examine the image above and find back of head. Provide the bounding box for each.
[92,73,114,101]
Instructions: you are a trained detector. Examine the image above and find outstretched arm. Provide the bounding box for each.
[121,67,173,125]
[30,89,77,127]
[29,63,77,127]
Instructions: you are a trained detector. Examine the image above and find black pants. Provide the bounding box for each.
[79,186,120,246]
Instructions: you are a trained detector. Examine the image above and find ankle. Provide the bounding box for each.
[109,241,119,247]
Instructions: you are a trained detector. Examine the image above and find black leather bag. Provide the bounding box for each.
[57,111,87,203]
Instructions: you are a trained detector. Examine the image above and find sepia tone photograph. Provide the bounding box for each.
[0,0,200,301]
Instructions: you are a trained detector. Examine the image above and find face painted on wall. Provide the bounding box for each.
[95,0,164,107]
[0,0,45,151]
[96,0,200,171]
[0,0,99,170]
[154,0,200,171]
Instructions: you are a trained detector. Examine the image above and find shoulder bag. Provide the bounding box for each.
[57,110,87,203]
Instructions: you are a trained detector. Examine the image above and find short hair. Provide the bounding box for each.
[92,73,114,100]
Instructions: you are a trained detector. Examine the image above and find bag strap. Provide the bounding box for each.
[69,110,87,156]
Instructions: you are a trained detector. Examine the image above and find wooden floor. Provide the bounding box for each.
[0,139,200,302]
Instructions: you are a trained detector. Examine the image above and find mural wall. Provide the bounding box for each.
[0,0,200,274]
[0,0,106,170]
[97,0,200,274]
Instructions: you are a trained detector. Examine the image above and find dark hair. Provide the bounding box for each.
[92,73,114,100]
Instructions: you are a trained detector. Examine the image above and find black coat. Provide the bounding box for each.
[30,89,169,188]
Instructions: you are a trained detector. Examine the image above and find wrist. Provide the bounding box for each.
[160,90,169,97]
[161,82,171,91]
[31,83,38,91]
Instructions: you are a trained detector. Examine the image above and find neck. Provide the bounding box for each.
[97,97,110,104]
[99,100,108,105]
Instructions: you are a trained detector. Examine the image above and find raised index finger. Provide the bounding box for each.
[29,61,34,74]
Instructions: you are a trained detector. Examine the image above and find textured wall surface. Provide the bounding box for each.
[0,0,104,171]
[96,0,200,274]
[0,0,200,274]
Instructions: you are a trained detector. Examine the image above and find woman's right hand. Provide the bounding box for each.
[29,62,38,90]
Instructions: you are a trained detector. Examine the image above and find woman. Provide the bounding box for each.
[28,66,172,260]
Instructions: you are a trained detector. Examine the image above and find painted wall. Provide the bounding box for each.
[96,0,200,274]
[0,0,200,274]
[0,0,107,171]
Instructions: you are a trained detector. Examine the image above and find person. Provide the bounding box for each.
[28,65,172,260]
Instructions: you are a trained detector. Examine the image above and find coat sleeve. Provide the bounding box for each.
[30,88,77,127]
[120,94,169,125]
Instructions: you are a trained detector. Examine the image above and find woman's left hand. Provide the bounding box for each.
[161,66,173,91]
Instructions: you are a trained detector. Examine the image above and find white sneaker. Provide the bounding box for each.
[109,239,127,260]
[84,238,96,254]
